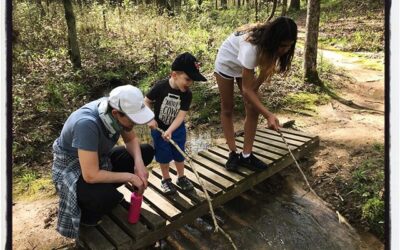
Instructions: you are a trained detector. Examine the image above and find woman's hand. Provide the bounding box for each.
[147,119,158,129]
[266,113,281,131]
[127,174,145,195]
[134,164,149,189]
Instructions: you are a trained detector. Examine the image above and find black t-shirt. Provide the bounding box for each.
[146,79,192,130]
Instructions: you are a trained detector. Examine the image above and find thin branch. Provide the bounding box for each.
[154,127,237,250]
[277,130,330,207]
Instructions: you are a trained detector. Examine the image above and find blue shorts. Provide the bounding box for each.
[151,123,186,164]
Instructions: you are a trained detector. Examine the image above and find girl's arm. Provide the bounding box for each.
[241,67,280,130]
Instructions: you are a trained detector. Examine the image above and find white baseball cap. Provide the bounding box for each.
[108,85,154,125]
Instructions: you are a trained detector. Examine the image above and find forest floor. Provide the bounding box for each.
[12,49,385,250]
[12,44,385,250]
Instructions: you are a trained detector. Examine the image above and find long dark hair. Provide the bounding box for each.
[239,17,297,78]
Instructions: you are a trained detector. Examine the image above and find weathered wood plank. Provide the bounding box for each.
[184,161,236,191]
[199,149,254,176]
[253,135,297,150]
[78,227,115,250]
[108,205,149,241]
[140,202,168,230]
[255,132,304,146]
[191,155,245,183]
[166,165,223,197]
[279,127,315,138]
[222,142,280,161]
[97,215,133,250]
[117,185,166,230]
[141,186,182,220]
[234,137,289,155]
[257,128,311,142]
[217,144,274,166]
[152,168,207,203]
[147,173,196,211]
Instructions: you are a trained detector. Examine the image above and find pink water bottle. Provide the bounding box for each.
[128,192,142,224]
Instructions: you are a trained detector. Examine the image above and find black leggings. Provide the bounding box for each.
[77,144,154,220]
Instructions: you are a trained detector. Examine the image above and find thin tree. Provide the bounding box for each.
[303,0,321,84]
[281,0,287,16]
[289,0,300,11]
[35,0,46,17]
[255,0,258,21]
[266,0,277,21]
[221,0,228,9]
[63,0,81,69]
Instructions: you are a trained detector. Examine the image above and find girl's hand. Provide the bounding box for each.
[266,114,281,131]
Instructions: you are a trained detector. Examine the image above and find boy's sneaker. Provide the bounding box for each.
[161,178,177,195]
[176,176,194,191]
[239,153,269,170]
[225,151,240,171]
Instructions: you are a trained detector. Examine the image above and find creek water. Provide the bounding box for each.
[134,126,381,250]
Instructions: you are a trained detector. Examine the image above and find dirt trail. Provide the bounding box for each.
[12,49,385,249]
[277,48,385,248]
[283,48,384,145]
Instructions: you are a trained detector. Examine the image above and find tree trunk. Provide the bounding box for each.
[62,0,81,69]
[36,0,46,17]
[281,0,287,16]
[289,0,300,11]
[303,0,321,84]
[266,0,277,21]
[255,0,258,21]
[221,0,228,9]
[76,0,83,9]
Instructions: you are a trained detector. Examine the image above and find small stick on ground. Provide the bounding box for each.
[154,127,237,250]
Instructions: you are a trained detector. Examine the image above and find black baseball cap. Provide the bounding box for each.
[171,52,207,81]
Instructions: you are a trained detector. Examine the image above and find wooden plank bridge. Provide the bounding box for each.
[77,128,319,249]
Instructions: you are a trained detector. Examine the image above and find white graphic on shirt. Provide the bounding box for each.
[159,93,181,125]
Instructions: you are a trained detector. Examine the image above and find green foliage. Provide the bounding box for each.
[190,84,222,124]
[349,143,385,238]
[13,0,383,193]
[362,198,384,236]
[284,92,330,111]
[13,167,55,200]
[319,0,383,52]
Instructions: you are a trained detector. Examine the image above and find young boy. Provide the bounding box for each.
[145,52,207,194]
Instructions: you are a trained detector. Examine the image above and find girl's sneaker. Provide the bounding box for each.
[225,151,240,171]
[239,153,269,170]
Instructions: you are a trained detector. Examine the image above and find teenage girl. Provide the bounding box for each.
[214,16,298,170]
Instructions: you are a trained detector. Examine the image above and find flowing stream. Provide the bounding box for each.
[134,126,382,250]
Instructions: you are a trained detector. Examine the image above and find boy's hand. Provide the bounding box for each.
[147,119,158,129]
[162,130,172,141]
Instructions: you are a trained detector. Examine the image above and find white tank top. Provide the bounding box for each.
[214,32,258,78]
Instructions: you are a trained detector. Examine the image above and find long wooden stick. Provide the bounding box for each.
[277,130,331,207]
[154,127,237,250]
